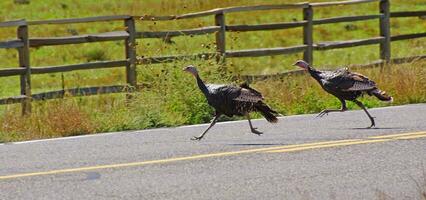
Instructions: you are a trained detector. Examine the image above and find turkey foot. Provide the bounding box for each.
[367,117,376,128]
[251,127,263,135]
[316,109,330,117]
[316,103,347,118]
[316,109,344,118]
[191,136,203,141]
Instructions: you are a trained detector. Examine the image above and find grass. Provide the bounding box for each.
[0,0,425,142]
[1,60,425,142]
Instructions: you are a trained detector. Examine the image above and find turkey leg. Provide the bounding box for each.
[246,114,263,135]
[191,114,221,141]
[353,100,375,128]
[317,98,348,117]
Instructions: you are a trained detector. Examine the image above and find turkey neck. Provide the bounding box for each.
[196,74,209,96]
[307,67,323,82]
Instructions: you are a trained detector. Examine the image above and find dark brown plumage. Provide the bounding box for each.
[183,65,279,140]
[294,60,392,128]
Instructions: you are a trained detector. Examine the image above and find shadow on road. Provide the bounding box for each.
[348,127,405,130]
[228,143,284,146]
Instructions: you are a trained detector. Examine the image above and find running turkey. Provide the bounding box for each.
[183,65,279,140]
[293,60,392,128]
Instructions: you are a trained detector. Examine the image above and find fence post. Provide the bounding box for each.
[17,23,31,115]
[215,12,226,65]
[303,5,314,65]
[379,0,391,62]
[124,17,137,95]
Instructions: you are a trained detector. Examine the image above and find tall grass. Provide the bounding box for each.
[1,60,425,142]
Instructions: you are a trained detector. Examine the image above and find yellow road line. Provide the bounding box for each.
[0,139,359,180]
[267,132,426,153]
[0,131,425,180]
[368,131,426,139]
[396,134,426,140]
[266,138,392,153]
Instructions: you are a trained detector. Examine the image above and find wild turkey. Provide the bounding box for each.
[183,65,279,140]
[293,60,392,128]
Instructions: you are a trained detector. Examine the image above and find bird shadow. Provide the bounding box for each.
[347,127,404,130]
[228,143,283,146]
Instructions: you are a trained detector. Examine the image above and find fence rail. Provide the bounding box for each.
[29,31,129,47]
[138,26,221,38]
[27,15,131,25]
[0,39,24,49]
[314,37,385,50]
[1,0,426,114]
[312,14,382,25]
[0,19,26,27]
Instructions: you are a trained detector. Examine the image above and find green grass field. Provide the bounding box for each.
[0,0,425,142]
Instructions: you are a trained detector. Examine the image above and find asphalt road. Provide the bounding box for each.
[1,104,426,200]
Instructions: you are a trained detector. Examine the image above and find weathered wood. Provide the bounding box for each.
[303,5,314,65]
[0,95,27,105]
[172,3,309,20]
[226,45,307,58]
[0,85,128,105]
[17,25,31,114]
[227,21,307,32]
[215,12,226,64]
[391,32,426,41]
[137,26,221,38]
[313,14,382,25]
[170,9,221,20]
[314,37,384,50]
[124,18,137,90]
[390,11,426,18]
[379,0,391,62]
[390,54,426,64]
[241,69,306,83]
[29,31,129,47]
[137,15,176,21]
[0,19,26,27]
[31,85,127,101]
[0,68,27,77]
[138,53,215,64]
[222,3,309,13]
[31,60,128,74]
[0,84,152,105]
[0,39,24,49]
[348,60,385,69]
[28,15,131,25]
[310,0,378,7]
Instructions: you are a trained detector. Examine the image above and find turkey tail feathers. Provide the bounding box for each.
[255,103,279,123]
[370,89,393,102]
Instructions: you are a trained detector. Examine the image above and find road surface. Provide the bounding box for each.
[1,104,426,199]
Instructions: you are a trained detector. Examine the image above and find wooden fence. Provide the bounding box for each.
[0,0,425,114]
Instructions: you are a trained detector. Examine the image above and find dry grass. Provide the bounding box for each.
[0,100,95,142]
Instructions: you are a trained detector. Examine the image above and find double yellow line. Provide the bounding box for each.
[0,131,425,180]
[266,131,426,153]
